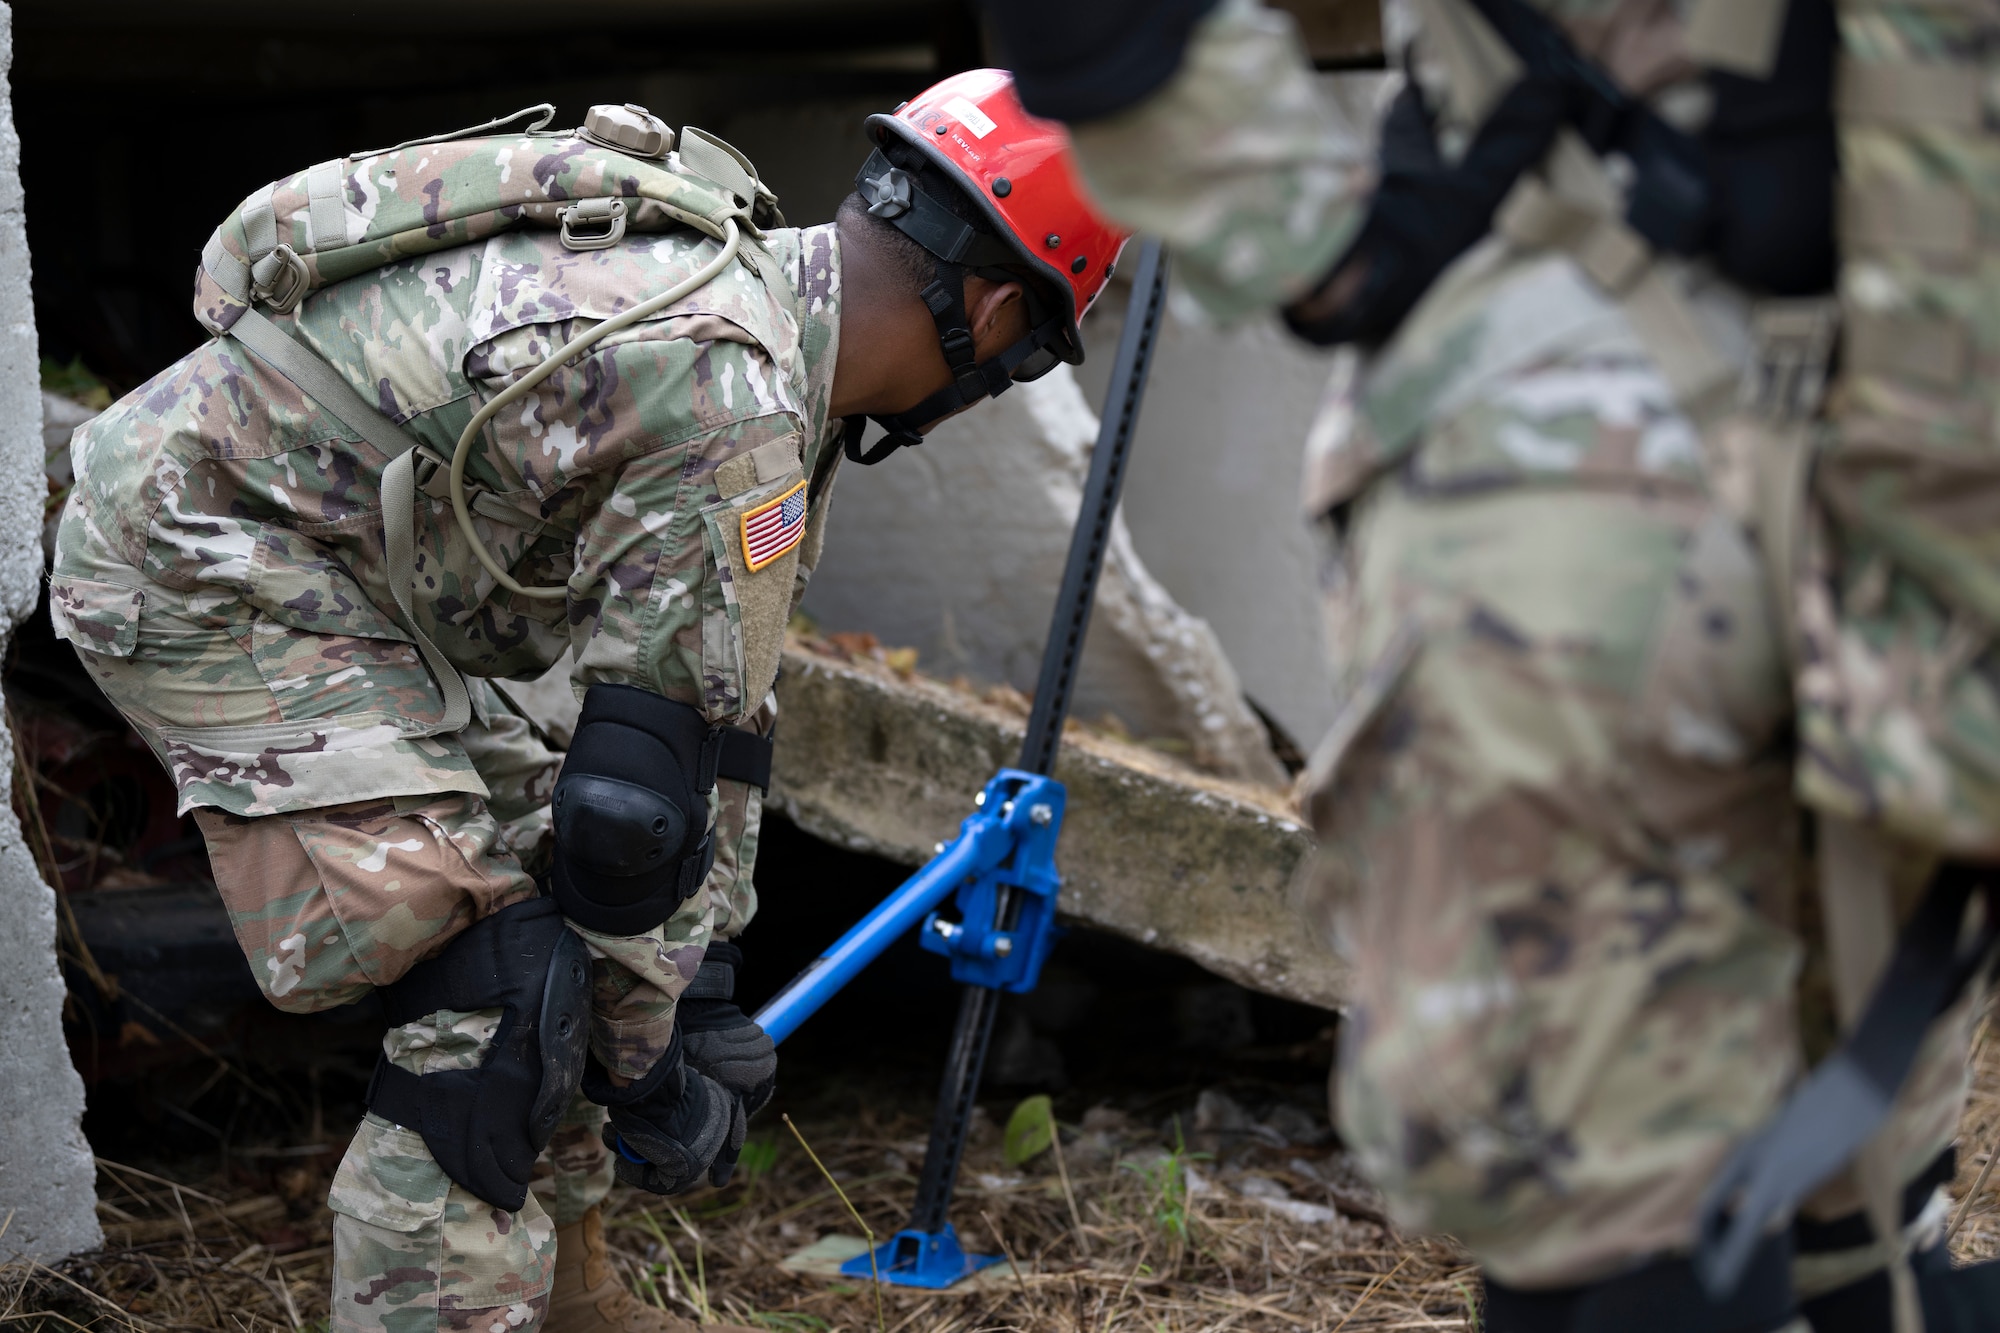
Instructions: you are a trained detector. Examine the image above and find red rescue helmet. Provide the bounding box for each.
[866,68,1130,365]
[844,69,1133,463]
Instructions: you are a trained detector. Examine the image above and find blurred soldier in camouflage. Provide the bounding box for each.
[986,0,2000,1330]
[49,86,1125,1333]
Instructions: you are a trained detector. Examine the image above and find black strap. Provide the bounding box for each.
[1465,0,1712,256]
[1485,1230,1794,1333]
[676,830,717,901]
[843,315,1073,466]
[857,150,1021,270]
[714,727,773,792]
[1695,863,2000,1298]
[843,416,912,465]
[575,683,772,795]
[365,1059,425,1132]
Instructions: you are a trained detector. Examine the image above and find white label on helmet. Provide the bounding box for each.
[944,96,997,140]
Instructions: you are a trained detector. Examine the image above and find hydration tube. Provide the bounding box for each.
[448,216,745,599]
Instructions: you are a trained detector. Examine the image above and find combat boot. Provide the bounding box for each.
[546,1205,760,1333]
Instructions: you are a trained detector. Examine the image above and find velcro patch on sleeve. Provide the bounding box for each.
[739,479,808,572]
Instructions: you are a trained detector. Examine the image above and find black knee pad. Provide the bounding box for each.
[1483,1231,1795,1333]
[365,896,592,1212]
[550,685,772,937]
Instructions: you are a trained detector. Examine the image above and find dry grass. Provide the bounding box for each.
[1949,1012,2000,1264]
[7,1011,1999,1333]
[591,1102,1478,1333]
[0,1096,1472,1333]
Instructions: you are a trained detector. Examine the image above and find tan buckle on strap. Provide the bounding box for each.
[1743,298,1839,424]
[559,198,628,252]
[249,244,310,314]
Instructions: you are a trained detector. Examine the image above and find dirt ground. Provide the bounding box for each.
[3,1009,1997,1333]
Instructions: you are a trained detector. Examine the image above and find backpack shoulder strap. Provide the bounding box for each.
[227,305,472,737]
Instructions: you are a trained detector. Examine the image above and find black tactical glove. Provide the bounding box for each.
[677,940,778,1117]
[1283,74,1568,349]
[584,1030,746,1194]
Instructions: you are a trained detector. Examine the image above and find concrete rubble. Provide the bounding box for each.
[0,0,103,1264]
[805,366,1291,787]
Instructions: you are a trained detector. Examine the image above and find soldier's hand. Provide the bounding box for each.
[584,1045,748,1194]
[678,941,778,1117]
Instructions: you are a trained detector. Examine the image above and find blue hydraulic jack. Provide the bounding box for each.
[749,239,1171,1289]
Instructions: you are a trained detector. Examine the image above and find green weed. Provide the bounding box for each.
[1118,1121,1209,1243]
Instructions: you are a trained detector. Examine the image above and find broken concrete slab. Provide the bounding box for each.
[0,0,102,1264]
[767,637,1342,1012]
[803,366,1288,788]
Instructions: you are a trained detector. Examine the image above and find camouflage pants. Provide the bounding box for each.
[1307,477,1976,1290]
[53,549,764,1331]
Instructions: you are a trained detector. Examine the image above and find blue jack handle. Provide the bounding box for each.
[752,816,1013,1045]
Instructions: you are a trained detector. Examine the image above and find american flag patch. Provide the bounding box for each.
[739,479,809,572]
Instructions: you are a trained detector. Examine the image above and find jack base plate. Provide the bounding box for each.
[837,1225,1002,1289]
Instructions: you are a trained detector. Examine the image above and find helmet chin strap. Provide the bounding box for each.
[843,274,1069,465]
[847,151,1066,466]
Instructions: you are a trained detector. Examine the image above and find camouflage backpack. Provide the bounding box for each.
[195,102,782,337]
[192,102,787,736]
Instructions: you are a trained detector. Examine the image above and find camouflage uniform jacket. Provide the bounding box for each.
[53,222,844,816]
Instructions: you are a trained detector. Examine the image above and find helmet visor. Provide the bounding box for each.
[1012,341,1065,383]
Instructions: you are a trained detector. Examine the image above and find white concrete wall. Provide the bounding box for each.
[0,1,101,1264]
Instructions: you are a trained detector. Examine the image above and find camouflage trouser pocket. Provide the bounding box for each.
[328,1115,555,1333]
[65,593,489,819]
[195,795,535,1010]
[47,574,143,657]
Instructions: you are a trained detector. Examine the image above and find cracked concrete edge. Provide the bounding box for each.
[769,639,1347,1012]
[0,1,102,1263]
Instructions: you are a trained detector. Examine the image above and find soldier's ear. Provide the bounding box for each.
[967,278,1028,355]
